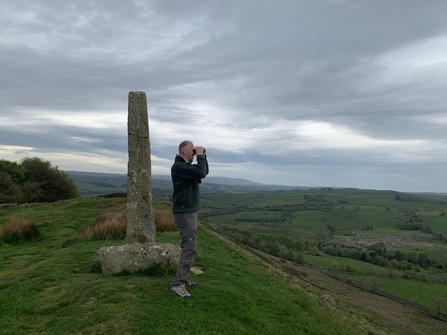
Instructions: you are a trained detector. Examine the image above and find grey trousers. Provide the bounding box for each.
[170,212,198,287]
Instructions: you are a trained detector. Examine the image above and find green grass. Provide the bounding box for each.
[0,197,399,335]
[305,253,447,309]
[339,273,447,308]
[305,254,388,274]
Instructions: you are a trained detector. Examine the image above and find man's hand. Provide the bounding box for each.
[195,146,205,155]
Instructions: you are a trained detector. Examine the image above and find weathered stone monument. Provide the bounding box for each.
[126,91,156,243]
[95,92,180,274]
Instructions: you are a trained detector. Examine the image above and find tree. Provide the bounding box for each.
[392,250,401,261]
[390,259,399,269]
[417,253,430,269]
[305,238,318,250]
[327,224,336,234]
[292,239,305,251]
[0,171,22,203]
[408,251,419,265]
[367,243,387,257]
[20,180,43,203]
[0,159,26,184]
[20,157,79,202]
[264,241,280,256]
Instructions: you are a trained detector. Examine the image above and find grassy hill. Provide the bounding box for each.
[1,197,446,334]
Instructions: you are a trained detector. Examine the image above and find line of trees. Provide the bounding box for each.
[0,157,79,204]
[321,241,447,272]
[398,212,447,243]
[216,226,323,263]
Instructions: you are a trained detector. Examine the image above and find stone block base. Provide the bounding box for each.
[95,242,180,274]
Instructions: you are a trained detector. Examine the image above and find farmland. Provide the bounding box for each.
[201,188,447,238]
[200,188,447,313]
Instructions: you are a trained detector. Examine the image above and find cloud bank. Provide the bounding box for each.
[1,0,447,192]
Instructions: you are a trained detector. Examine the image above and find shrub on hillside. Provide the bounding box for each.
[1,217,40,243]
[0,171,22,203]
[0,157,80,204]
[21,157,79,202]
[20,180,44,203]
[0,159,26,184]
[0,160,27,203]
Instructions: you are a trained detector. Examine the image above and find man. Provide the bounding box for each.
[170,140,209,299]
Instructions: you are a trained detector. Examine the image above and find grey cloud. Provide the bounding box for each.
[1,0,447,191]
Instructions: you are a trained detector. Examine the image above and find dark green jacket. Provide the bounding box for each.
[171,154,209,214]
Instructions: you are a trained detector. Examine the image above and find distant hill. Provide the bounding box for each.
[65,171,303,197]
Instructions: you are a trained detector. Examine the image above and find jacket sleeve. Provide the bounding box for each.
[203,155,209,176]
[173,156,208,180]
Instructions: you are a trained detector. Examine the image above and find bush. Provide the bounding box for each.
[20,157,79,202]
[265,241,280,256]
[20,180,43,203]
[331,261,342,272]
[0,159,26,184]
[402,271,412,279]
[294,253,305,263]
[1,217,40,243]
[0,171,22,203]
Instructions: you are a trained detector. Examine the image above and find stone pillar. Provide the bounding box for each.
[125,91,156,243]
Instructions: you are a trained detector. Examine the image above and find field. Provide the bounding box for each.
[0,189,447,335]
[201,187,447,242]
[1,196,447,334]
[202,189,447,235]
[201,188,447,312]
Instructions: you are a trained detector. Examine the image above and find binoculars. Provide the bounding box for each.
[193,148,206,154]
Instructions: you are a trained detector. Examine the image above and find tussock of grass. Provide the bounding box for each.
[89,211,127,240]
[61,209,177,247]
[154,209,176,232]
[155,199,173,206]
[0,217,40,243]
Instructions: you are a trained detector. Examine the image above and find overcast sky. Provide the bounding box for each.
[1,0,447,192]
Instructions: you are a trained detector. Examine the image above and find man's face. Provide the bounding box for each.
[183,142,195,163]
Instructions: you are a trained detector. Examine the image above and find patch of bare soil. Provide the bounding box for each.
[354,235,434,247]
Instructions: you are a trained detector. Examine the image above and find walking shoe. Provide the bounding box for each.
[186,279,196,287]
[170,284,193,299]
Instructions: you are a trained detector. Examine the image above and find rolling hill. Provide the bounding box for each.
[65,171,302,197]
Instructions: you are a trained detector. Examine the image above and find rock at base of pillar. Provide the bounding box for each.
[95,242,180,275]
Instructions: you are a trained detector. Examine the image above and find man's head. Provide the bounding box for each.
[179,140,195,163]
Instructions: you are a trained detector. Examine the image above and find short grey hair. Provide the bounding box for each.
[178,140,192,154]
